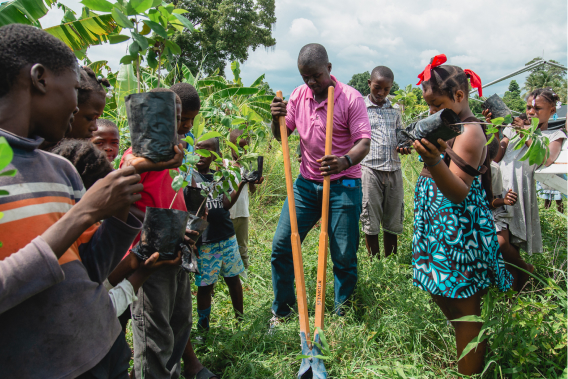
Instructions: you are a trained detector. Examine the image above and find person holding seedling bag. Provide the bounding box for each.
[269,43,371,322]
[399,54,513,376]
[119,87,195,379]
[483,88,566,288]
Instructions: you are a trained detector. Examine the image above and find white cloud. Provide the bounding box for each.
[288,18,319,38]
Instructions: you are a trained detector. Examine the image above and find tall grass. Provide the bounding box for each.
[160,138,566,378]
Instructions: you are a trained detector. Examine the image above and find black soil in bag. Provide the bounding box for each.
[397,109,463,149]
[243,156,264,182]
[137,207,191,260]
[126,92,178,163]
[187,213,209,243]
[482,94,512,119]
[183,186,207,217]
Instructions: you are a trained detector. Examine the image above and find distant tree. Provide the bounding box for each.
[522,57,567,102]
[348,71,370,96]
[258,80,275,96]
[172,0,276,75]
[348,71,399,97]
[503,80,526,113]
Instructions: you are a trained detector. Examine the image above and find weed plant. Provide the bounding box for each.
[127,137,566,378]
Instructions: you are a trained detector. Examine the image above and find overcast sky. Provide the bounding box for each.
[43,0,567,98]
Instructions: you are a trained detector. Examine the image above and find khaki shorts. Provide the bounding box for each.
[360,166,404,235]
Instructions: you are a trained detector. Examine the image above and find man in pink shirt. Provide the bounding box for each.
[270,43,371,322]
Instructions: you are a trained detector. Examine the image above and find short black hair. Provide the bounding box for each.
[421,65,469,102]
[170,83,201,111]
[0,24,78,98]
[528,88,560,108]
[149,87,181,105]
[51,139,113,189]
[78,66,110,105]
[371,66,394,82]
[298,43,329,67]
[487,136,500,160]
[96,118,118,131]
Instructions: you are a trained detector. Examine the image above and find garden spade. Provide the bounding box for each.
[275,91,314,378]
[277,86,334,379]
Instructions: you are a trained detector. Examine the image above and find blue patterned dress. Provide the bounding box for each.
[412,171,513,298]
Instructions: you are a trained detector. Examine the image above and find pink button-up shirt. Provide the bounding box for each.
[285,75,371,181]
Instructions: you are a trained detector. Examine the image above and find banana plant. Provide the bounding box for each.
[0,0,56,27]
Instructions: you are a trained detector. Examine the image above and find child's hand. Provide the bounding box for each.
[123,144,184,174]
[396,146,413,155]
[139,251,182,273]
[504,189,518,206]
[482,109,492,123]
[251,176,264,185]
[413,138,446,166]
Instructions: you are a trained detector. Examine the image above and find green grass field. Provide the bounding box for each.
[130,138,567,378]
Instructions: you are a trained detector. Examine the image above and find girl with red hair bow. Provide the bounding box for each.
[399,54,513,376]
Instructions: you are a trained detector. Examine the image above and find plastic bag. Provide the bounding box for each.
[397,109,463,149]
[126,92,178,163]
[482,94,512,119]
[136,207,190,260]
[243,156,264,182]
[184,186,207,217]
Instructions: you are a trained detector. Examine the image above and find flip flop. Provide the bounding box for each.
[189,367,218,379]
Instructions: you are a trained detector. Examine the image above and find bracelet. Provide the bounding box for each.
[343,155,353,168]
[491,199,498,208]
[425,157,442,167]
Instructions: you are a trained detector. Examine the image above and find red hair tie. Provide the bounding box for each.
[464,69,482,97]
[416,54,447,85]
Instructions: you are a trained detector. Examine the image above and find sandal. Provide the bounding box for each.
[188,367,219,379]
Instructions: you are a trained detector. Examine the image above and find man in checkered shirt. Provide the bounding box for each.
[360,66,405,259]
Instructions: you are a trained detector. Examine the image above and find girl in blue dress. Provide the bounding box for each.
[399,54,513,376]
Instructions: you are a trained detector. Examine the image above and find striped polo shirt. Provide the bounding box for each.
[0,129,142,378]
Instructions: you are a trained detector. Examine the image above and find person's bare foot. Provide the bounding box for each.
[516,264,534,292]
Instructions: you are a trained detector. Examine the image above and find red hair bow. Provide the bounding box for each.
[416,54,447,85]
[464,69,482,97]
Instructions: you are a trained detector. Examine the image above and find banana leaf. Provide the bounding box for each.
[0,0,55,27]
[44,14,119,51]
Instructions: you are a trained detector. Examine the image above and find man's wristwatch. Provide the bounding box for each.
[343,155,353,168]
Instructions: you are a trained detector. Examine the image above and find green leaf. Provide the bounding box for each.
[119,54,134,64]
[111,8,133,28]
[44,14,119,52]
[146,49,158,68]
[172,13,193,31]
[183,135,194,146]
[181,64,195,85]
[179,165,187,173]
[0,169,17,177]
[128,41,140,56]
[80,0,113,12]
[485,134,495,146]
[196,149,211,157]
[490,117,504,126]
[0,0,51,27]
[0,137,14,171]
[151,0,161,6]
[198,131,222,142]
[503,114,513,124]
[226,141,239,154]
[0,190,9,196]
[186,154,200,165]
[131,32,149,50]
[109,34,130,44]
[193,114,204,139]
[169,169,178,179]
[530,117,539,132]
[164,40,181,55]
[452,315,484,322]
[130,0,152,13]
[143,19,167,39]
[171,174,184,192]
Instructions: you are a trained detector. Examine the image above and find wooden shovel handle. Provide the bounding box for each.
[314,86,334,332]
[276,91,310,345]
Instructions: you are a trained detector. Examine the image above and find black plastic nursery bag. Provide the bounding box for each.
[126,91,178,163]
[243,156,264,182]
[482,94,512,119]
[396,108,463,149]
[137,207,191,261]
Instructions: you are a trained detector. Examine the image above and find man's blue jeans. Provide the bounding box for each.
[271,174,362,317]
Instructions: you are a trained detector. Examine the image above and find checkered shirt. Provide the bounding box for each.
[361,96,403,172]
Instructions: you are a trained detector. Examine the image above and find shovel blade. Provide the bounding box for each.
[298,333,327,379]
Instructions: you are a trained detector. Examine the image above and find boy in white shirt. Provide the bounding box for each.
[228,129,264,269]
